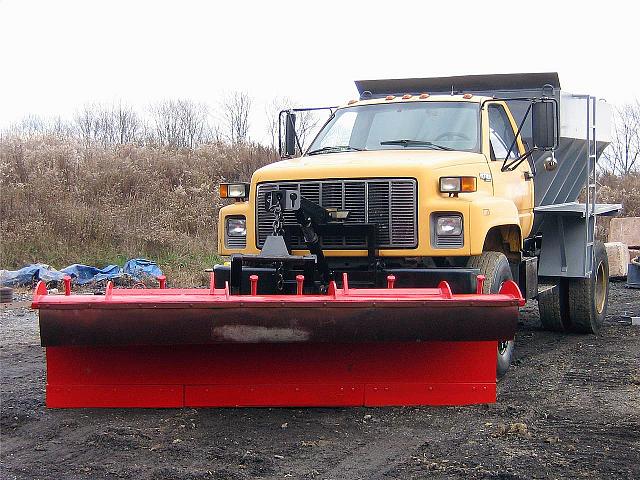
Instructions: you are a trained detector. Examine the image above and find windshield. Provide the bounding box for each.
[307,101,480,154]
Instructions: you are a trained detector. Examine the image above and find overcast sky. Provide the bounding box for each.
[1,0,638,142]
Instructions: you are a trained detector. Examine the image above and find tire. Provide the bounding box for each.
[467,251,515,378]
[568,242,609,334]
[538,281,570,332]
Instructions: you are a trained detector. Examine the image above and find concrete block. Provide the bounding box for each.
[608,217,640,248]
[605,242,629,277]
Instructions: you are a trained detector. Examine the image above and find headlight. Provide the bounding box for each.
[439,177,461,192]
[226,216,246,237]
[220,183,250,199]
[436,215,462,236]
[439,176,477,193]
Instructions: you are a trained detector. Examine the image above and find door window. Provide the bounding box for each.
[488,104,518,160]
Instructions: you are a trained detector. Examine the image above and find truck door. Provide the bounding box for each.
[485,102,534,238]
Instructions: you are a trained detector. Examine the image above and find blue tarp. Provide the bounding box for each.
[0,259,163,287]
[0,264,66,287]
[61,264,122,285]
[123,258,163,279]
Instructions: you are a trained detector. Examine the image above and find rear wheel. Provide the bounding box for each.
[467,251,515,378]
[538,281,570,332]
[568,241,609,334]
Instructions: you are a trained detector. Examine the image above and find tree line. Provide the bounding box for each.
[1,92,323,152]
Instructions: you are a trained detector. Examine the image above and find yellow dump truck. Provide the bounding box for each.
[216,73,619,376]
[34,73,619,407]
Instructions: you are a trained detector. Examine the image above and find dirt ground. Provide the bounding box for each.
[1,283,639,480]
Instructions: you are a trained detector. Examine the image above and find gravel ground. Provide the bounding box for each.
[1,282,639,480]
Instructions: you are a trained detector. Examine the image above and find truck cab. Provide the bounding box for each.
[219,94,532,267]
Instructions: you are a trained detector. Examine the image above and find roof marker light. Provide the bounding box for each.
[419,93,430,99]
[402,94,412,99]
[348,99,358,105]
[463,93,473,99]
[385,95,395,101]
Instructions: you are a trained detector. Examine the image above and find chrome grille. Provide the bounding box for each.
[225,235,247,249]
[256,179,417,249]
[433,235,464,248]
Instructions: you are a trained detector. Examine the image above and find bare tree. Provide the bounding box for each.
[149,99,210,148]
[150,100,181,147]
[178,100,210,148]
[74,105,97,147]
[48,116,75,138]
[14,115,46,138]
[221,91,252,144]
[73,102,147,147]
[114,103,141,145]
[96,107,117,147]
[266,97,285,151]
[603,101,640,175]
[296,108,322,151]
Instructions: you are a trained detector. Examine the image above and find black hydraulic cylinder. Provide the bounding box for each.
[295,209,332,284]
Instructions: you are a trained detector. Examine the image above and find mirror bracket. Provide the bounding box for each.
[482,97,559,174]
[278,106,338,158]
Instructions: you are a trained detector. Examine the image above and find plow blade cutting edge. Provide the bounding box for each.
[33,273,524,408]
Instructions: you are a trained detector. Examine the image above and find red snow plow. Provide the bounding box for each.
[33,272,523,408]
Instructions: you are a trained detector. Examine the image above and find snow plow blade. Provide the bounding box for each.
[33,274,524,408]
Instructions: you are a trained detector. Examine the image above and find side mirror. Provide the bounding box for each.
[531,100,557,150]
[283,111,297,157]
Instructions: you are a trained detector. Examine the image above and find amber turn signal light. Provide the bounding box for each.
[460,176,477,192]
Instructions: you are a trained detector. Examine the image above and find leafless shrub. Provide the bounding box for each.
[221,91,252,144]
[73,102,143,147]
[602,101,640,175]
[149,99,211,148]
[1,115,76,141]
[592,171,640,241]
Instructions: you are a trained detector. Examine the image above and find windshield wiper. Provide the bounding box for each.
[306,145,364,156]
[380,139,453,151]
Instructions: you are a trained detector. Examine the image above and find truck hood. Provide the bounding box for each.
[253,150,488,182]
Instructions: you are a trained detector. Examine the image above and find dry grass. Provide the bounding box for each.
[597,172,640,216]
[594,172,640,241]
[0,136,277,286]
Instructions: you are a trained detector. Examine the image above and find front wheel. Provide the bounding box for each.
[467,251,515,378]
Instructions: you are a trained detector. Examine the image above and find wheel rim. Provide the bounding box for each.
[595,260,607,314]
